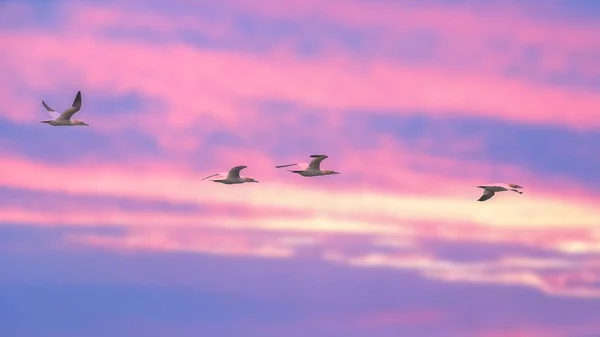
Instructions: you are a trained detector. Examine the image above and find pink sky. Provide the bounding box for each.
[1,0,599,336]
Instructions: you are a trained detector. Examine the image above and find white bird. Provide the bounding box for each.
[40,91,89,126]
[275,154,340,177]
[474,183,523,202]
[201,165,259,184]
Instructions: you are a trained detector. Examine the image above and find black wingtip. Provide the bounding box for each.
[73,91,82,105]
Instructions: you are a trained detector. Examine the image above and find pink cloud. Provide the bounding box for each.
[67,230,293,259]
[70,0,599,83]
[11,215,599,298]
[323,251,600,298]
[1,3,599,135]
[156,0,600,79]
[218,0,600,52]
[0,140,596,199]
[1,144,600,261]
[3,198,599,257]
[1,147,598,299]
[61,3,235,39]
[408,221,599,255]
[1,141,599,232]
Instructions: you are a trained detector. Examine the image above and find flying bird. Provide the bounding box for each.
[40,91,89,126]
[201,165,259,184]
[474,183,523,202]
[275,154,340,177]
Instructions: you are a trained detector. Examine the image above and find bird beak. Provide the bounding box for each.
[333,171,340,174]
[83,123,89,126]
[516,185,523,188]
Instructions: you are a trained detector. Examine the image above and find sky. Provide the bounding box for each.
[0,0,600,336]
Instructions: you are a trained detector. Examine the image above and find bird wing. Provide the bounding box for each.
[201,171,228,181]
[476,184,507,191]
[478,190,495,202]
[227,165,247,179]
[308,155,328,170]
[41,100,61,119]
[490,183,510,189]
[56,91,82,121]
[275,162,309,170]
[201,173,220,181]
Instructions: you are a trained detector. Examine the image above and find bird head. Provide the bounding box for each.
[324,170,340,175]
[245,177,259,183]
[74,120,89,126]
[509,183,523,188]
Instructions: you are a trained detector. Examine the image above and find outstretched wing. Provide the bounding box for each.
[41,100,60,119]
[56,91,82,121]
[227,165,247,179]
[275,162,309,170]
[201,173,220,181]
[308,155,328,170]
[201,171,229,181]
[478,189,495,202]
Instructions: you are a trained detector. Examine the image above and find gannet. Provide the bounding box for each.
[201,165,259,184]
[474,183,523,202]
[40,91,89,126]
[275,154,340,177]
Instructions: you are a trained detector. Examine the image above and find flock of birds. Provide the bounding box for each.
[39,91,524,202]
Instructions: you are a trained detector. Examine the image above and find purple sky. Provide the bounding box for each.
[1,0,600,336]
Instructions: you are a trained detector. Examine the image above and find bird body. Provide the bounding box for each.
[202,165,259,184]
[475,183,523,202]
[291,169,328,177]
[42,119,83,126]
[40,91,89,126]
[275,154,340,177]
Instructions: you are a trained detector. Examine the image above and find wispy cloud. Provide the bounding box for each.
[1,0,599,136]
[1,148,599,297]
[2,0,600,335]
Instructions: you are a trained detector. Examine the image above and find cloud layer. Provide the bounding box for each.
[1,0,599,336]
